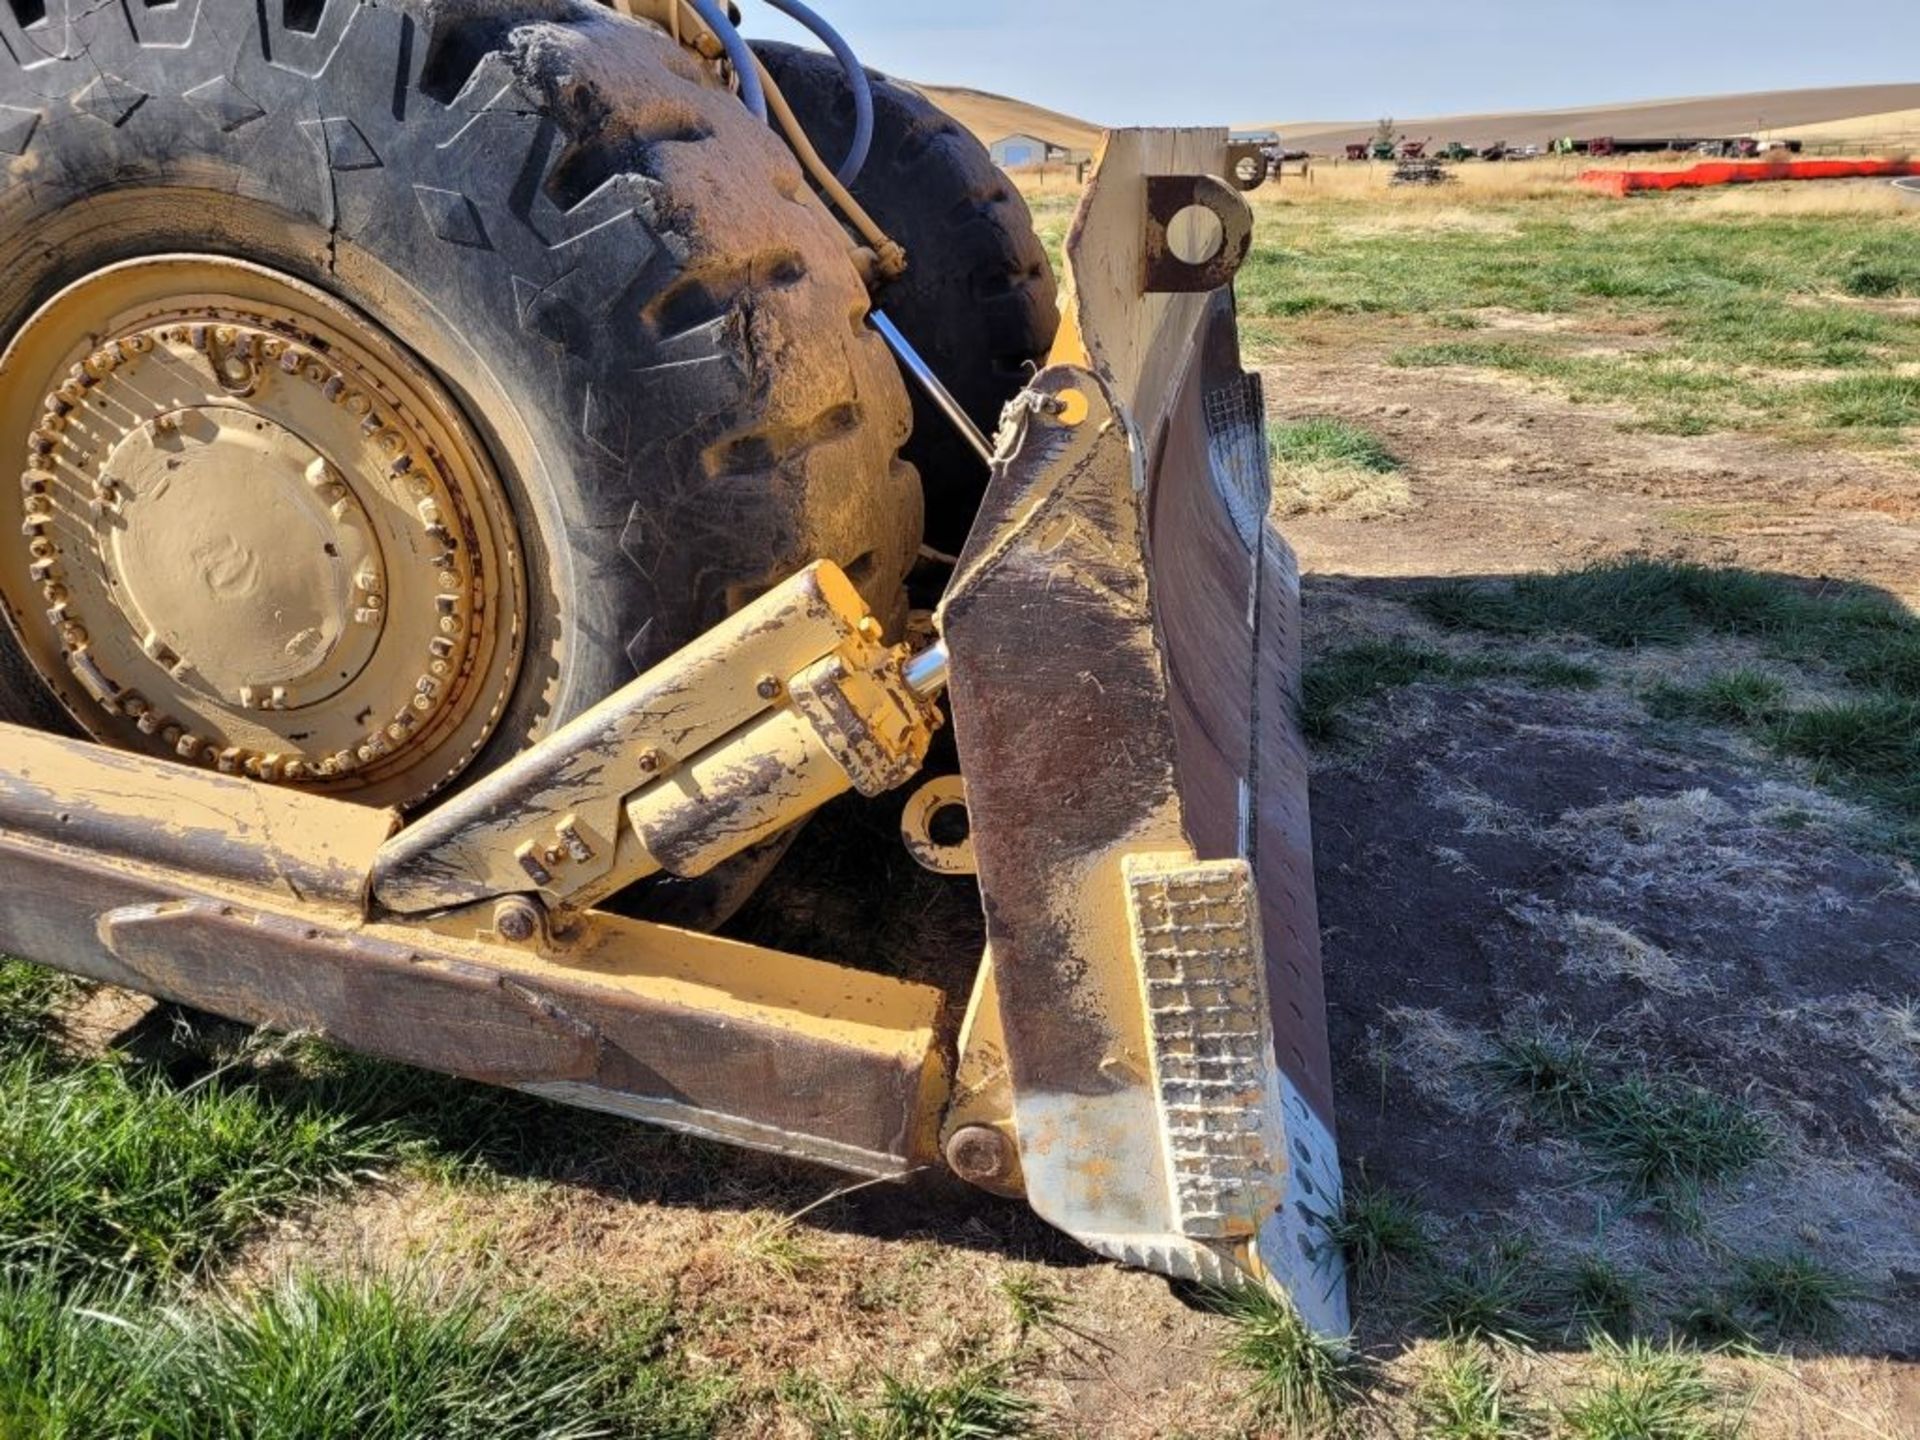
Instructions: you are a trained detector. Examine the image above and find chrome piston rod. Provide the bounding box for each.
[870,309,995,466]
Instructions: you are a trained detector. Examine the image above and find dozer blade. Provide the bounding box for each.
[938,131,1347,1333]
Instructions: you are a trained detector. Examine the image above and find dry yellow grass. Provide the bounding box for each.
[1274,459,1415,519]
[1256,84,1920,156]
[1683,182,1916,217]
[1769,106,1920,149]
[1242,154,1916,216]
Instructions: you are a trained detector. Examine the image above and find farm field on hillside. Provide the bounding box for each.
[2,175,1917,1439]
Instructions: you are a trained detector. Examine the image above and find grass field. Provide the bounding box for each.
[2,168,1917,1438]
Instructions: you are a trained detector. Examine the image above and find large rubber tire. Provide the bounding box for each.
[0,0,920,804]
[755,41,1059,555]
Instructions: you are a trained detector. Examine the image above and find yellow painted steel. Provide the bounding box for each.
[0,717,949,1175]
[373,561,943,917]
[0,257,526,811]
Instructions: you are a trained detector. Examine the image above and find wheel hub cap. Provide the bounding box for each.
[1,258,526,807]
[100,404,387,709]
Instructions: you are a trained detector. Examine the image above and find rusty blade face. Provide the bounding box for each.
[1150,291,1335,1132]
[940,360,1347,1335]
[1149,296,1345,1325]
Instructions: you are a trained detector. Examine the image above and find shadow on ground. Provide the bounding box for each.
[1304,571,1920,1361]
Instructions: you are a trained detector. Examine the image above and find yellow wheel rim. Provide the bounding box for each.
[0,256,526,809]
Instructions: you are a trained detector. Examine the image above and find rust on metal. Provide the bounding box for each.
[1143,174,1255,293]
[945,1124,1016,1187]
[940,128,1346,1333]
[0,747,949,1175]
[936,951,1023,1196]
[0,724,395,907]
[1225,142,1272,192]
[1150,295,1334,1124]
[0,117,1339,1326]
[899,775,977,876]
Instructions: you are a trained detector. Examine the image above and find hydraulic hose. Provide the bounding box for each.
[647,0,903,276]
[751,52,905,277]
[685,0,767,122]
[761,0,874,186]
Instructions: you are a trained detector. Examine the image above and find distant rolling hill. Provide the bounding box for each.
[907,82,1107,156]
[895,78,1920,162]
[1251,83,1920,154]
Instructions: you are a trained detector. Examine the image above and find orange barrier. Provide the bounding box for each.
[1581,157,1920,195]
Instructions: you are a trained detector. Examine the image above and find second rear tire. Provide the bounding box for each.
[756,42,1060,555]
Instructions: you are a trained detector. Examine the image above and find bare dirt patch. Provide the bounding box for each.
[1279,304,1920,1430]
[1266,337,1920,606]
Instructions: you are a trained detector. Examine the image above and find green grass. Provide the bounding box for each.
[1325,1174,1429,1285]
[0,960,80,1059]
[1416,1240,1546,1346]
[1416,561,1920,842]
[0,1267,160,1439]
[1243,204,1920,439]
[1812,374,1920,429]
[1391,340,1776,437]
[1730,1252,1853,1339]
[1269,416,1401,473]
[1389,337,1920,438]
[1561,1255,1644,1339]
[1480,1034,1601,1125]
[1240,210,1920,321]
[1672,1294,1757,1351]
[1578,1078,1773,1210]
[0,1265,720,1440]
[808,1364,1038,1440]
[1646,669,1787,726]
[1218,1288,1364,1433]
[1559,1337,1743,1440]
[0,1045,395,1284]
[1412,560,1872,650]
[1481,1034,1772,1212]
[0,966,725,1436]
[1413,1343,1532,1440]
[1655,682,1920,845]
[997,1271,1068,1335]
[1302,638,1598,741]
[1844,263,1920,299]
[1770,697,1920,775]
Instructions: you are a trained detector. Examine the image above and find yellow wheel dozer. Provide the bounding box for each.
[0,0,1346,1332]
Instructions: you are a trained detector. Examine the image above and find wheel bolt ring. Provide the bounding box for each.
[0,258,527,809]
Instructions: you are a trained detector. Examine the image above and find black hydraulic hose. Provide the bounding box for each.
[687,0,767,122]
[760,0,874,186]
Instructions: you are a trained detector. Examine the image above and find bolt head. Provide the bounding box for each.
[755,675,782,701]
[945,1125,1014,1186]
[493,899,541,944]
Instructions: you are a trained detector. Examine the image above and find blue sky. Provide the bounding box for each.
[748,1,1920,127]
